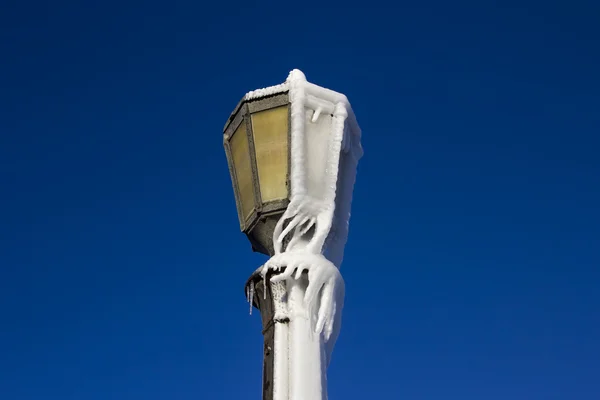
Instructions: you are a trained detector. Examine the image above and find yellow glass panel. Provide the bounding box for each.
[230,121,255,221]
[251,106,289,202]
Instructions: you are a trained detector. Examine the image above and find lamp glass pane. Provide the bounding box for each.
[230,121,255,221]
[251,105,289,202]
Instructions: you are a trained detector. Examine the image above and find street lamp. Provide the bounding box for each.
[223,70,362,400]
[223,84,291,256]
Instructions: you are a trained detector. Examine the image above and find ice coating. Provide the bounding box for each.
[260,252,344,365]
[272,69,362,263]
[246,69,362,399]
[323,133,361,267]
[260,68,361,358]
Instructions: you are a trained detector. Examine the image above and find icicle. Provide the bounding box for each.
[311,107,322,123]
[249,281,255,316]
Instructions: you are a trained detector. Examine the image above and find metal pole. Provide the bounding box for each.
[246,270,292,400]
[247,267,327,400]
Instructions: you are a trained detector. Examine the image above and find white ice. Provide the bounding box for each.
[260,251,344,366]
[245,69,362,399]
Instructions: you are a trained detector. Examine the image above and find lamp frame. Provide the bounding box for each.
[223,91,292,254]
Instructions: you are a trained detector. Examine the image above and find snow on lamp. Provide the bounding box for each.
[223,70,362,400]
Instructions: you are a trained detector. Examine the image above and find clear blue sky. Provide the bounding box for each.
[1,1,599,399]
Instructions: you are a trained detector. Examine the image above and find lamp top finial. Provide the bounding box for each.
[287,69,307,83]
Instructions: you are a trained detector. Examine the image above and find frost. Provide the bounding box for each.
[271,280,289,321]
[244,83,288,100]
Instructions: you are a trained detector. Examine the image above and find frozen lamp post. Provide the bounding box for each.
[223,70,362,400]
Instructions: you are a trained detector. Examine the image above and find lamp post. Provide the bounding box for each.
[223,70,362,400]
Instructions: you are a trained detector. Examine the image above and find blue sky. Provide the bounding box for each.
[1,1,599,399]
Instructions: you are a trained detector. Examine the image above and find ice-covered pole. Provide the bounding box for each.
[235,69,362,400]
